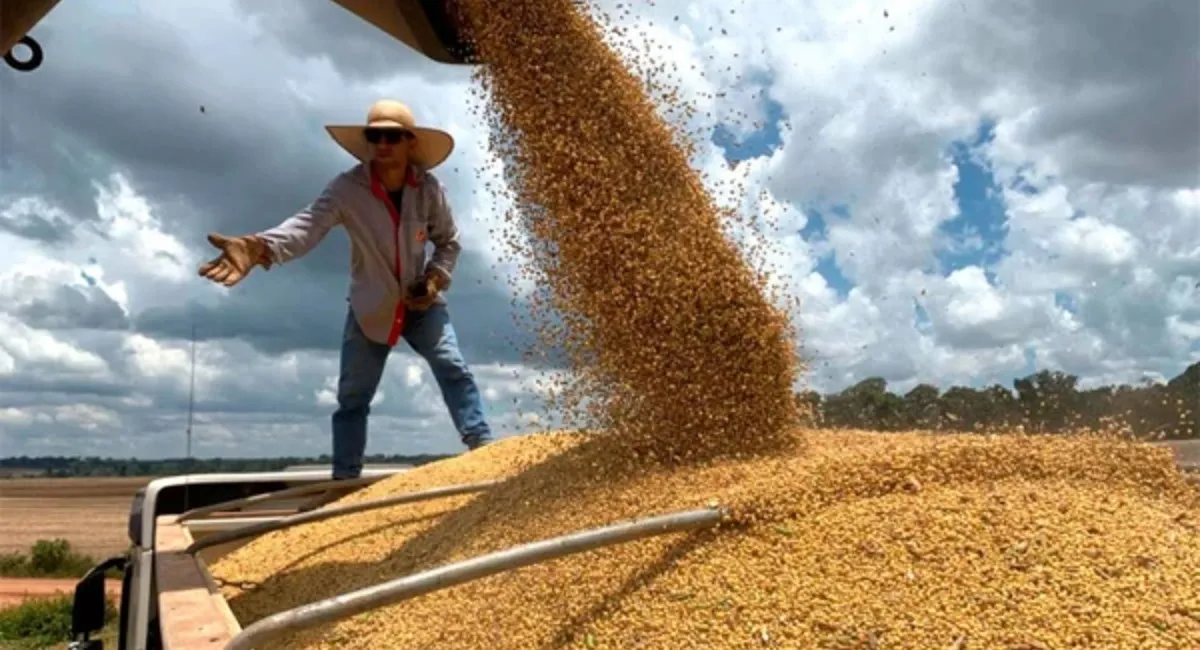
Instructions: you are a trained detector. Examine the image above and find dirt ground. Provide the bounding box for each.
[0,477,148,558]
[0,477,149,499]
[0,578,122,608]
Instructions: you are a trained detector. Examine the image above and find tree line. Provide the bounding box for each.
[796,362,1199,439]
[2,363,1196,478]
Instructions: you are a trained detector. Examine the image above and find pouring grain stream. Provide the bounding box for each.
[458,0,803,462]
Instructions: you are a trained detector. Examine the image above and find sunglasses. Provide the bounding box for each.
[364,128,415,144]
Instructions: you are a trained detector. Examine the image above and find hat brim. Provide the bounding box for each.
[325,124,455,170]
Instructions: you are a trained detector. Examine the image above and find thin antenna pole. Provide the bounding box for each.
[182,320,197,513]
[186,322,196,461]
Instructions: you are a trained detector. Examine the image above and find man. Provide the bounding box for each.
[198,99,493,479]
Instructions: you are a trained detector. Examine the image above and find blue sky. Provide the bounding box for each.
[715,103,1017,304]
[712,104,1011,314]
[704,97,1180,390]
[939,120,1008,277]
[711,97,857,298]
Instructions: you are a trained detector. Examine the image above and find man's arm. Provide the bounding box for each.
[256,180,345,265]
[424,179,462,288]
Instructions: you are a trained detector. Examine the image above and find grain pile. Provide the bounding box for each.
[211,429,1200,648]
[458,0,801,461]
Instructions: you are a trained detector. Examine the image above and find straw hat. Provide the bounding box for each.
[325,99,455,169]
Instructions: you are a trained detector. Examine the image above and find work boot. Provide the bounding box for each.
[463,433,492,452]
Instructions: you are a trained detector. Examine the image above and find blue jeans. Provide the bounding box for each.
[331,303,492,479]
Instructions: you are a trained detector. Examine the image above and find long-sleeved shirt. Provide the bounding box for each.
[256,162,462,347]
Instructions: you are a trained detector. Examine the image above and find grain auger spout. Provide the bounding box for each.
[1,0,60,72]
[1,0,477,74]
[325,0,478,64]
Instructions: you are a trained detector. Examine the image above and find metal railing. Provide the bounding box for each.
[187,480,500,555]
[177,476,382,523]
[224,506,724,650]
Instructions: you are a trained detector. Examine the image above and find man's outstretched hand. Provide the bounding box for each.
[198,233,271,287]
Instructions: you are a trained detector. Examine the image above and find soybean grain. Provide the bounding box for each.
[211,429,1199,649]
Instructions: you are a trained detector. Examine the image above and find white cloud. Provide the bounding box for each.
[93,174,193,283]
[0,408,34,427]
[0,313,110,378]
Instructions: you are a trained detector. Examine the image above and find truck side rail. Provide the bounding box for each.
[177,476,381,523]
[157,516,240,649]
[187,480,501,555]
[224,507,725,650]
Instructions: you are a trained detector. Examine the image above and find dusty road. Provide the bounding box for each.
[0,578,121,608]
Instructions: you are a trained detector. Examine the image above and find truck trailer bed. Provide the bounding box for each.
[68,439,1200,650]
